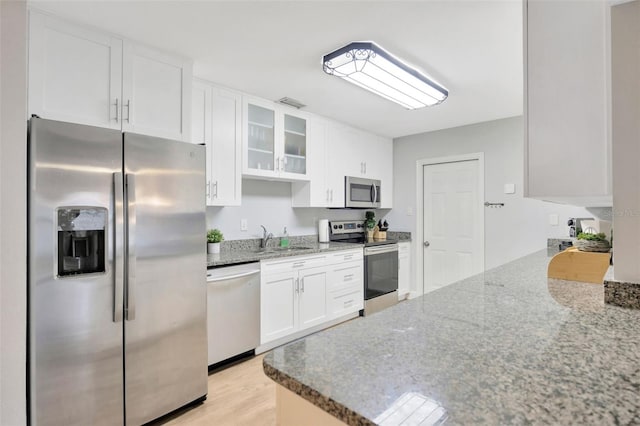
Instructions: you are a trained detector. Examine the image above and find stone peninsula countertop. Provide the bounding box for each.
[263,249,640,425]
[207,241,363,267]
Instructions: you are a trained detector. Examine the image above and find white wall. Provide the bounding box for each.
[611,0,640,282]
[207,179,390,240]
[0,1,28,424]
[387,116,592,272]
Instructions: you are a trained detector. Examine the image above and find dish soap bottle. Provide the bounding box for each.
[280,227,289,248]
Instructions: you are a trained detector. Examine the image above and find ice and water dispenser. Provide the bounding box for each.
[57,207,107,276]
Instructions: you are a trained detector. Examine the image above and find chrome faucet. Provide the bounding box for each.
[260,225,274,249]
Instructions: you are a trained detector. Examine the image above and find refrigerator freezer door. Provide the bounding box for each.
[123,133,207,425]
[28,118,125,426]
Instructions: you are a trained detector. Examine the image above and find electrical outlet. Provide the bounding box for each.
[549,214,559,226]
[240,219,248,231]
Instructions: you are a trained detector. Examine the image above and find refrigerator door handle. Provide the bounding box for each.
[125,173,137,321]
[113,172,124,322]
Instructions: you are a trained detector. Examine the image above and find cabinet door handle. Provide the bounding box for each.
[125,100,131,123]
[301,277,305,293]
[293,262,305,268]
[276,156,280,171]
[364,162,367,174]
[330,189,333,202]
[214,181,218,199]
[114,98,119,123]
[295,278,299,293]
[281,157,285,171]
[206,181,211,198]
[326,189,330,202]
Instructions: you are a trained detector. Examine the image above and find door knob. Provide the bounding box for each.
[423,241,430,247]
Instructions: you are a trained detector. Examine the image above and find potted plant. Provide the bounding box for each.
[575,232,611,253]
[207,229,224,254]
[365,211,376,241]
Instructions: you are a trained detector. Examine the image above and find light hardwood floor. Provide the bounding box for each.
[159,354,276,426]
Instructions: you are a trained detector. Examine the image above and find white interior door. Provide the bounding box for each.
[423,159,483,293]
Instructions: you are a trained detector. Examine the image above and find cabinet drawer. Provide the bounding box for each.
[261,254,326,274]
[329,289,363,318]
[328,249,363,265]
[328,261,362,293]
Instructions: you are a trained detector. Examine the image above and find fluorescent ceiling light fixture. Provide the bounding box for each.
[322,42,448,110]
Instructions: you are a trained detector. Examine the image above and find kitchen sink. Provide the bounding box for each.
[252,246,314,254]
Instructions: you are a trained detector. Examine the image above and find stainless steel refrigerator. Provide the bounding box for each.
[28,117,207,425]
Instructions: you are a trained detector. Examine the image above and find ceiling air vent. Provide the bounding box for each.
[277,97,306,109]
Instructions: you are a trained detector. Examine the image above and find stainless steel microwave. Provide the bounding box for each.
[345,176,381,208]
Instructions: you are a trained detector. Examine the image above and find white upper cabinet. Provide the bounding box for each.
[191,79,242,206]
[242,97,309,181]
[122,43,192,141]
[377,136,394,209]
[292,119,394,208]
[291,116,345,208]
[524,0,611,206]
[191,80,210,145]
[28,11,123,129]
[28,10,192,142]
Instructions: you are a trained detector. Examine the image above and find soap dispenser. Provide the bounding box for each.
[280,227,290,248]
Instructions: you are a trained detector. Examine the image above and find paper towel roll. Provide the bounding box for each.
[318,219,330,243]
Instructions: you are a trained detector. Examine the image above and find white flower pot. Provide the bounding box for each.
[207,242,220,254]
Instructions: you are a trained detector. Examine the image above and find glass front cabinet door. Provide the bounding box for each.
[246,102,276,174]
[282,113,307,177]
[243,97,309,181]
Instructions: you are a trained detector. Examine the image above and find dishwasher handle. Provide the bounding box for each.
[207,269,260,283]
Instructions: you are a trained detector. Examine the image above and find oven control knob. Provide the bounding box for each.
[333,225,338,229]
[339,225,343,229]
[357,224,362,228]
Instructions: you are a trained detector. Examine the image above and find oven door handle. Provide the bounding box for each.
[364,245,398,255]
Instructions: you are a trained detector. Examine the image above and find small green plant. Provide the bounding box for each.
[365,211,376,230]
[577,232,607,242]
[207,229,224,243]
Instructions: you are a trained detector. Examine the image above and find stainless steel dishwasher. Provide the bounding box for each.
[206,262,260,366]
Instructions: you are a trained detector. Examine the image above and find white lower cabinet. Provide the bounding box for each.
[260,249,363,346]
[327,260,364,318]
[260,266,328,344]
[398,242,411,300]
[261,270,298,343]
[297,267,329,330]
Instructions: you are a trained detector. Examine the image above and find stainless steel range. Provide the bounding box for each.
[329,220,398,315]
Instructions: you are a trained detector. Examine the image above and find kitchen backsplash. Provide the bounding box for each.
[207,180,393,241]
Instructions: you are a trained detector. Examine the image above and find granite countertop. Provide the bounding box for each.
[263,249,640,425]
[207,241,363,267]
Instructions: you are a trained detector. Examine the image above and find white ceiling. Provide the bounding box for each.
[31,0,524,138]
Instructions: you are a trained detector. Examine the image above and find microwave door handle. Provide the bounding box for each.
[370,184,375,203]
[374,184,378,203]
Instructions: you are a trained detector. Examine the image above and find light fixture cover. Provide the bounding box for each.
[322,41,448,110]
